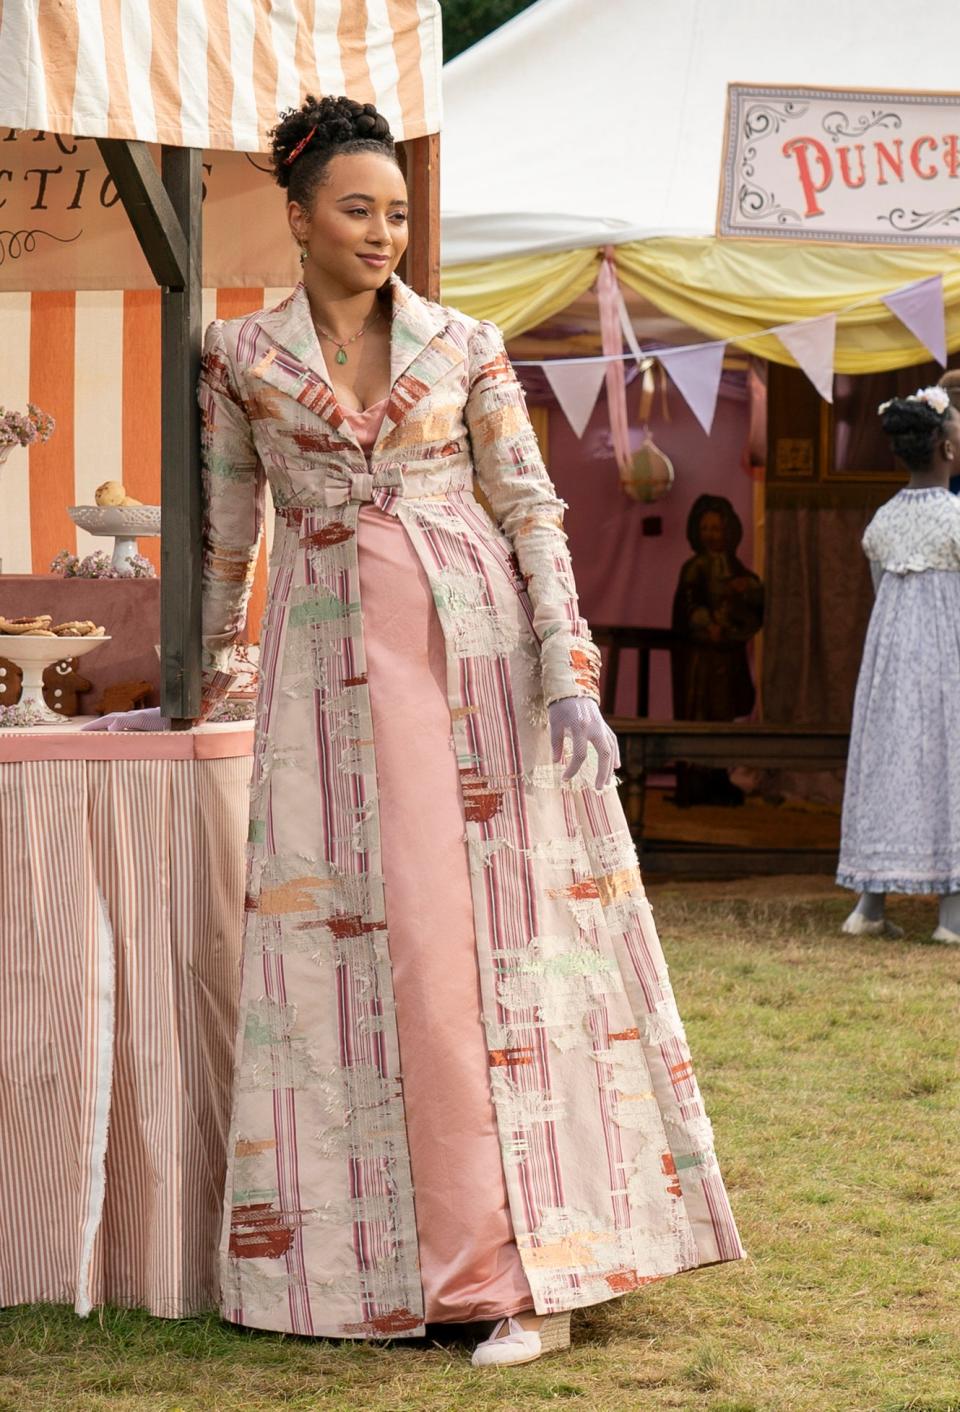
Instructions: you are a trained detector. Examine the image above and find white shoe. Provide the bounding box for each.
[932,925,960,945]
[470,1311,571,1368]
[841,911,904,940]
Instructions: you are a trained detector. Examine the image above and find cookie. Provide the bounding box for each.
[96,680,154,714]
[43,657,93,716]
[52,620,97,637]
[0,615,53,634]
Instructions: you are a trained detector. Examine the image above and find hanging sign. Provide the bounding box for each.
[0,129,298,290]
[718,84,960,245]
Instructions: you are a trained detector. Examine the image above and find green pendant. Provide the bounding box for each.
[336,347,348,365]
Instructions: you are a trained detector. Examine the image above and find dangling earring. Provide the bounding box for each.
[299,244,307,267]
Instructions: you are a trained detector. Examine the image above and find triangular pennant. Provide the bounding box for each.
[774,314,836,403]
[542,358,609,439]
[656,342,727,436]
[882,275,947,367]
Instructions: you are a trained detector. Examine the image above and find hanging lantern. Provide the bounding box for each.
[620,428,675,503]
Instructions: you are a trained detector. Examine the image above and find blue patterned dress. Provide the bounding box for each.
[838,487,960,895]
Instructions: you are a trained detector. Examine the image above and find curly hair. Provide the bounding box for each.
[269,94,398,208]
[879,397,951,472]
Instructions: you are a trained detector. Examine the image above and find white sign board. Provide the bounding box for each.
[718,84,960,245]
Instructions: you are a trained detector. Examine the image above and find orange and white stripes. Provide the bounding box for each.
[0,286,279,644]
[0,1,441,150]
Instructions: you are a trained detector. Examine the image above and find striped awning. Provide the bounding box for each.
[0,1,442,151]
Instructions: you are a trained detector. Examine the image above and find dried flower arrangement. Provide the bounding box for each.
[50,549,157,579]
[0,403,56,448]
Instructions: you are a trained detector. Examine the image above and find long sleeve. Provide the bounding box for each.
[463,318,602,707]
[197,318,265,718]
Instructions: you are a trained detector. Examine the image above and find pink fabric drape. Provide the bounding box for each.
[597,250,633,477]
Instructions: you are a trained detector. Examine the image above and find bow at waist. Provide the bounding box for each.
[322,471,377,507]
[277,460,475,522]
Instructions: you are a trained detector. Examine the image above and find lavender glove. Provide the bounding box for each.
[548,696,620,790]
[80,707,171,732]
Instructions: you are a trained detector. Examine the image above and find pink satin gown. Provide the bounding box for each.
[345,397,535,1324]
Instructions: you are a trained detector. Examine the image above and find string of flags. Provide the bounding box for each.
[513,264,949,443]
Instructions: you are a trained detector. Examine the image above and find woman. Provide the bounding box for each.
[91,96,744,1364]
[671,495,763,806]
[839,387,960,942]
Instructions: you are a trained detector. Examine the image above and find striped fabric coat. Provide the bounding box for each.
[199,275,744,1339]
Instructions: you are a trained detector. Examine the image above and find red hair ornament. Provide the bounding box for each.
[284,125,317,166]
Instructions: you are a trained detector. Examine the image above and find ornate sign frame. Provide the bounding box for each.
[718,83,960,245]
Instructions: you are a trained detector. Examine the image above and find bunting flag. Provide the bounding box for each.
[882,275,947,367]
[523,274,949,440]
[656,342,727,436]
[542,358,609,439]
[773,313,837,404]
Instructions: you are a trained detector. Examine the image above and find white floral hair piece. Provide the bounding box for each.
[878,385,951,416]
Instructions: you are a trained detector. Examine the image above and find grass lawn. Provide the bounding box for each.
[1,879,958,1412]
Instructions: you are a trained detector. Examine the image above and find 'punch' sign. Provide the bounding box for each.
[718,84,960,245]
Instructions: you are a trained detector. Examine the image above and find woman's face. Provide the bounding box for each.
[699,511,726,553]
[289,151,409,295]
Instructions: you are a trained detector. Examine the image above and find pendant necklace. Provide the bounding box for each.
[311,305,382,365]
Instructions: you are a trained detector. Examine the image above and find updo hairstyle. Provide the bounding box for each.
[269,94,399,209]
[879,397,952,472]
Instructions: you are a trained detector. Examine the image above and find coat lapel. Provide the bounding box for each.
[246,284,353,443]
[374,276,470,453]
[245,276,469,459]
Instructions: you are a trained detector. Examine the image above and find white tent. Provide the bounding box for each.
[438,0,960,366]
[440,0,960,265]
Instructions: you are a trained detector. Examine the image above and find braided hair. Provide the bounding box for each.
[270,94,399,208]
[879,396,952,472]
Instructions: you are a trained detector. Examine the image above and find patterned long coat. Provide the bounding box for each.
[198,274,744,1339]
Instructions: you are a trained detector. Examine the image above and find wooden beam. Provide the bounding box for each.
[397,133,440,300]
[94,139,189,288]
[158,146,203,724]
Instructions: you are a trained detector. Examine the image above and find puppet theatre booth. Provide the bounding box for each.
[0,1,442,1318]
[438,0,960,871]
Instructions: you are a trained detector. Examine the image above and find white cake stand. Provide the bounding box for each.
[2,635,110,723]
[68,505,161,572]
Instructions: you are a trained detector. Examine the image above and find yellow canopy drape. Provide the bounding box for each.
[441,246,601,339]
[442,236,960,371]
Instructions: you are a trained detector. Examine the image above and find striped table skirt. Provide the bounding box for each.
[0,723,254,1317]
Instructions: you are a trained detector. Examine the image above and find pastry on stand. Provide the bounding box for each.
[0,617,110,723]
[68,480,160,573]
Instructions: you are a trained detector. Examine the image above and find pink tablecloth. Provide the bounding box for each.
[0,719,253,1317]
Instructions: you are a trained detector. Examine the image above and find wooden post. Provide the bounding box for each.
[159,147,203,725]
[94,139,203,724]
[94,139,190,287]
[398,133,440,301]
